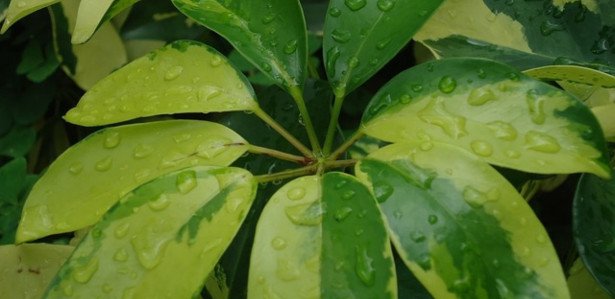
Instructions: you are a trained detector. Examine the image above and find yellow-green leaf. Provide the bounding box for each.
[355,141,570,299]
[592,104,615,141]
[361,58,610,178]
[524,65,615,88]
[0,243,73,299]
[44,166,256,298]
[248,174,396,298]
[0,0,59,33]
[568,258,611,299]
[71,0,113,43]
[64,40,257,127]
[17,120,247,243]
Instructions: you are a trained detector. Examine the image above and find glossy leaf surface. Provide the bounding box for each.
[361,58,610,177]
[72,0,140,43]
[573,171,615,295]
[172,0,307,92]
[248,174,396,298]
[45,166,256,298]
[18,120,247,243]
[323,0,443,96]
[0,0,59,33]
[355,142,569,299]
[64,40,257,126]
[0,244,73,298]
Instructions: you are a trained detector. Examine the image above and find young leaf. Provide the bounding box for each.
[248,174,396,298]
[573,171,615,296]
[17,120,248,243]
[171,0,308,93]
[0,0,59,33]
[361,58,610,178]
[355,142,570,299]
[0,244,73,298]
[71,0,139,44]
[323,0,443,97]
[44,166,256,298]
[64,40,257,126]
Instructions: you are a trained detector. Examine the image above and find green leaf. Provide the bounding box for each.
[0,158,27,203]
[171,0,308,92]
[573,171,615,296]
[592,104,615,141]
[0,126,36,158]
[44,166,256,298]
[0,244,73,298]
[17,38,45,75]
[10,80,55,125]
[64,40,257,127]
[567,258,612,299]
[355,142,570,299]
[248,173,396,298]
[361,58,610,178]
[17,120,248,243]
[323,0,443,96]
[48,3,77,74]
[0,0,59,33]
[71,0,139,44]
[524,65,615,88]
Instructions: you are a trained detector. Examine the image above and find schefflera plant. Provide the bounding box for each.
[11,0,612,298]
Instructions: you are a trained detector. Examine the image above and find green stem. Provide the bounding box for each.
[289,86,322,155]
[253,106,313,158]
[323,94,345,155]
[247,144,309,164]
[328,130,365,161]
[255,164,318,183]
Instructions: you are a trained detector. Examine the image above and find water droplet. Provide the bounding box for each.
[525,131,561,153]
[355,246,375,286]
[114,223,130,239]
[376,38,391,50]
[148,194,170,211]
[261,63,272,72]
[342,190,356,199]
[411,84,423,92]
[470,140,493,157]
[331,29,351,43]
[176,170,197,194]
[377,0,395,11]
[428,214,438,224]
[131,237,170,270]
[438,76,457,93]
[95,156,113,172]
[348,57,359,68]
[419,98,468,139]
[285,202,323,226]
[102,284,113,293]
[133,144,154,159]
[276,258,300,281]
[400,94,412,104]
[374,182,393,203]
[63,283,73,296]
[326,47,341,74]
[467,87,495,106]
[123,287,136,299]
[526,90,546,125]
[164,65,184,81]
[540,20,565,36]
[284,39,298,54]
[539,257,550,267]
[451,277,471,293]
[345,0,367,11]
[334,206,353,221]
[591,38,609,54]
[72,258,99,283]
[536,234,547,244]
[69,162,83,175]
[173,133,192,143]
[487,121,517,141]
[103,131,121,149]
[114,248,129,262]
[271,237,287,250]
[91,227,103,239]
[196,138,230,158]
[16,1,25,8]
[520,246,531,257]
[411,231,426,242]
[329,7,342,17]
[261,13,275,24]
[335,180,348,189]
[506,150,521,159]
[197,86,222,102]
[463,186,498,208]
[286,187,306,201]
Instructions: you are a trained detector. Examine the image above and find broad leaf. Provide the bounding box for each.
[17,120,248,243]
[361,58,610,178]
[44,166,256,298]
[171,0,307,92]
[0,244,73,298]
[323,0,443,97]
[567,258,612,299]
[71,0,139,43]
[0,0,59,33]
[64,40,257,126]
[248,174,396,298]
[573,171,615,296]
[355,142,569,299]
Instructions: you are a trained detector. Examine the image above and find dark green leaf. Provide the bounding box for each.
[48,3,77,74]
[10,80,55,125]
[121,0,205,41]
[0,126,36,158]
[16,38,45,75]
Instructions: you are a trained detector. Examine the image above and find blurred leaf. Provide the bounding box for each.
[71,0,140,43]
[48,2,76,74]
[307,32,321,55]
[302,0,327,33]
[228,49,256,72]
[0,158,38,244]
[10,80,55,125]
[0,0,8,22]
[567,258,612,299]
[0,97,13,136]
[122,39,166,61]
[0,126,36,158]
[121,0,205,41]
[524,65,615,88]
[16,38,45,75]
[0,0,59,33]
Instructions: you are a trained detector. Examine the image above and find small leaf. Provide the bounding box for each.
[323,0,444,96]
[171,0,308,92]
[0,0,59,33]
[44,166,256,298]
[248,174,396,298]
[573,171,615,296]
[355,142,570,299]
[17,120,248,243]
[71,0,140,44]
[524,65,615,88]
[64,40,257,126]
[0,244,73,298]
[567,258,612,299]
[361,58,610,178]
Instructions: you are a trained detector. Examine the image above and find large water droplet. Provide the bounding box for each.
[526,89,546,125]
[374,182,393,203]
[331,29,351,43]
[377,0,395,11]
[210,55,223,67]
[95,156,113,172]
[149,194,170,211]
[69,162,84,175]
[196,138,230,159]
[329,7,342,17]
[72,258,99,283]
[411,231,426,243]
[131,237,170,270]
[326,47,341,74]
[284,39,298,54]
[428,214,438,225]
[345,0,367,11]
[487,121,517,141]
[133,144,154,159]
[114,223,130,239]
[467,87,495,106]
[176,170,197,194]
[470,140,493,157]
[285,202,323,226]
[463,186,498,208]
[276,258,300,281]
[114,248,129,262]
[591,38,609,54]
[287,187,306,201]
[540,20,565,36]
[438,76,457,93]
[197,86,222,102]
[419,98,468,139]
[334,206,353,221]
[261,13,275,24]
[342,190,356,200]
[271,237,287,250]
[525,131,561,153]
[103,131,121,149]
[164,66,184,81]
[355,246,375,286]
